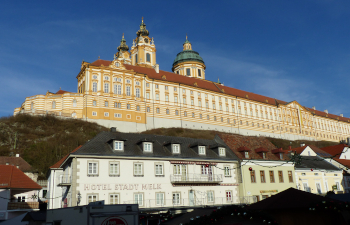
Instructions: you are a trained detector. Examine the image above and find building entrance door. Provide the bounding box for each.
[189,190,195,206]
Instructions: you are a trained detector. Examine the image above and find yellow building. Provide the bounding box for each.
[14,19,350,142]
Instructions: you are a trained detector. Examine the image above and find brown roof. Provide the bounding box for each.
[217,133,288,160]
[89,60,349,123]
[50,146,82,169]
[321,144,349,159]
[55,90,70,94]
[0,156,34,172]
[334,159,350,169]
[0,165,41,190]
[248,188,335,210]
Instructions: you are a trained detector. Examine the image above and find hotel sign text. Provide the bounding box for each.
[84,183,162,191]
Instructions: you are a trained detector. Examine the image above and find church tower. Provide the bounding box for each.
[172,36,206,79]
[113,34,131,66]
[130,18,157,68]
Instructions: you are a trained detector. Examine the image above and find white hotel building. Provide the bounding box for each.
[47,129,243,209]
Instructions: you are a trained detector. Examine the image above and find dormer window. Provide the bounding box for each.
[143,142,153,152]
[198,146,206,155]
[262,152,266,159]
[245,152,249,159]
[219,147,226,156]
[114,141,124,151]
[172,144,180,154]
[279,153,283,159]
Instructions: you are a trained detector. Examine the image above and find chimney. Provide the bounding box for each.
[15,154,19,157]
[324,109,328,114]
[110,127,117,132]
[153,64,159,73]
[340,114,344,117]
[312,106,316,110]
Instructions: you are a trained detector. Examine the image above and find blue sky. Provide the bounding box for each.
[1,1,350,118]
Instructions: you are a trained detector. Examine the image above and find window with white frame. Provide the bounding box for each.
[109,194,119,204]
[104,112,109,117]
[114,141,124,151]
[156,193,165,205]
[134,163,143,176]
[172,192,180,204]
[198,146,206,155]
[156,94,159,100]
[92,111,97,116]
[155,164,164,176]
[126,86,131,96]
[93,100,97,106]
[219,147,226,156]
[92,82,97,92]
[109,162,119,176]
[172,144,180,154]
[104,83,109,93]
[224,166,231,177]
[143,142,153,152]
[207,191,214,203]
[226,191,232,202]
[136,88,140,98]
[117,85,122,95]
[87,194,97,203]
[88,162,98,175]
[134,193,143,206]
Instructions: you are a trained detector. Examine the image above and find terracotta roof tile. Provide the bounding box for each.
[88,60,350,123]
[254,147,269,153]
[0,156,34,172]
[321,144,349,159]
[288,145,332,157]
[334,159,350,168]
[55,90,70,94]
[50,146,82,169]
[0,165,41,189]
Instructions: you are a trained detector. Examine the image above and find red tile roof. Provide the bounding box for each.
[0,165,41,189]
[217,133,288,160]
[88,60,350,123]
[334,159,350,169]
[0,156,34,172]
[321,144,349,159]
[55,90,70,95]
[237,146,251,152]
[288,145,331,157]
[50,146,82,169]
[254,147,268,153]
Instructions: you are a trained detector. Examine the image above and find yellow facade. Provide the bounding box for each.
[240,161,296,201]
[14,19,350,142]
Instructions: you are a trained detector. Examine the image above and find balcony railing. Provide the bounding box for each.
[8,202,39,210]
[58,175,72,186]
[170,174,223,184]
[123,196,257,209]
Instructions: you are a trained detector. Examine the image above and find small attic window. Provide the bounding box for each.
[279,153,283,160]
[198,146,206,155]
[172,144,180,154]
[262,152,266,159]
[245,152,249,159]
[114,141,124,151]
[143,142,153,152]
[219,147,226,156]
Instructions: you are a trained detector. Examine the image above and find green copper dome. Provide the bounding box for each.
[172,50,205,67]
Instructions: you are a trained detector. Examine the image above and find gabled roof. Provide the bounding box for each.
[248,188,336,210]
[288,145,332,158]
[88,60,350,123]
[295,156,341,171]
[0,165,41,189]
[321,144,349,159]
[50,146,82,169]
[0,156,34,172]
[68,131,238,162]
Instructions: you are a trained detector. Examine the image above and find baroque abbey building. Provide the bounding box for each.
[14,19,350,142]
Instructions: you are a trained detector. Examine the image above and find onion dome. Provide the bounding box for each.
[172,36,205,68]
[136,17,149,37]
[117,33,129,52]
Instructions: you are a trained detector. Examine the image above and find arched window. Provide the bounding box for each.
[73,99,77,107]
[135,54,138,63]
[146,53,151,62]
[52,101,56,109]
[92,82,97,92]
